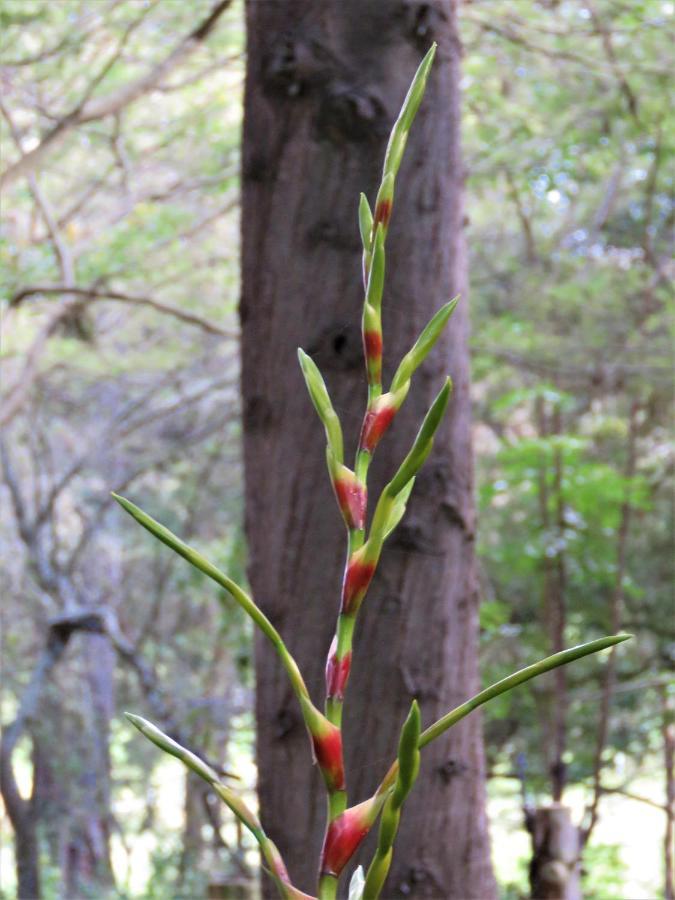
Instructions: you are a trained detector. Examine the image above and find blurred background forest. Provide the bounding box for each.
[0,1,672,899]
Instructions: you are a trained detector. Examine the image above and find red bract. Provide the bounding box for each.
[333,476,367,531]
[359,403,397,453]
[374,197,392,229]
[312,721,346,792]
[325,638,352,701]
[363,329,383,381]
[341,554,376,614]
[320,799,376,877]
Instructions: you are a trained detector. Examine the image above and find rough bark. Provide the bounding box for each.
[241,2,495,897]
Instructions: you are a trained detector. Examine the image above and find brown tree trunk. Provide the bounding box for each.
[241,1,495,897]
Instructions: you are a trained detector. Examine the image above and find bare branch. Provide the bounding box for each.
[0,0,234,188]
[9,285,236,338]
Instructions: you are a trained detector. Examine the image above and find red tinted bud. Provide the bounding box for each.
[333,476,367,531]
[363,329,383,382]
[312,722,345,792]
[341,554,376,614]
[326,637,352,701]
[320,800,376,877]
[359,403,397,453]
[374,198,392,229]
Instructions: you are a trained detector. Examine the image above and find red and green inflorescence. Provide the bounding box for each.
[116,42,631,900]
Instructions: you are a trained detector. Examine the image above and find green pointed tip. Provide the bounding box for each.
[359,193,374,251]
[419,633,635,749]
[124,711,143,728]
[444,295,459,316]
[112,492,139,518]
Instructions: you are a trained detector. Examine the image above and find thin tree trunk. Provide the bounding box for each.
[663,687,674,900]
[241,2,495,896]
[535,399,568,801]
[583,402,638,846]
[64,633,116,898]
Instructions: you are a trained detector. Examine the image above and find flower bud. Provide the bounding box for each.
[394,699,421,804]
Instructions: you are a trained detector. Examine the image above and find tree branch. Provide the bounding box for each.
[9,285,236,338]
[0,0,233,188]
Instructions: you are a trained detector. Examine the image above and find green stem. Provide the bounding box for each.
[318,875,338,900]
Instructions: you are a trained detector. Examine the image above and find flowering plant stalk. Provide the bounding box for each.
[116,45,630,900]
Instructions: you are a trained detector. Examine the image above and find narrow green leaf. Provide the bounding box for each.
[125,714,260,831]
[125,714,300,899]
[382,477,415,542]
[390,298,459,393]
[359,193,373,252]
[297,349,344,462]
[399,43,437,133]
[387,377,452,497]
[383,43,437,179]
[112,494,310,706]
[420,634,633,748]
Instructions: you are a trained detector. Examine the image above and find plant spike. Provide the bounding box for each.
[116,44,634,900]
[318,48,444,900]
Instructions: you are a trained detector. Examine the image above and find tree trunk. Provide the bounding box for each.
[241,2,495,897]
[64,633,116,897]
[662,688,674,900]
[528,805,582,900]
